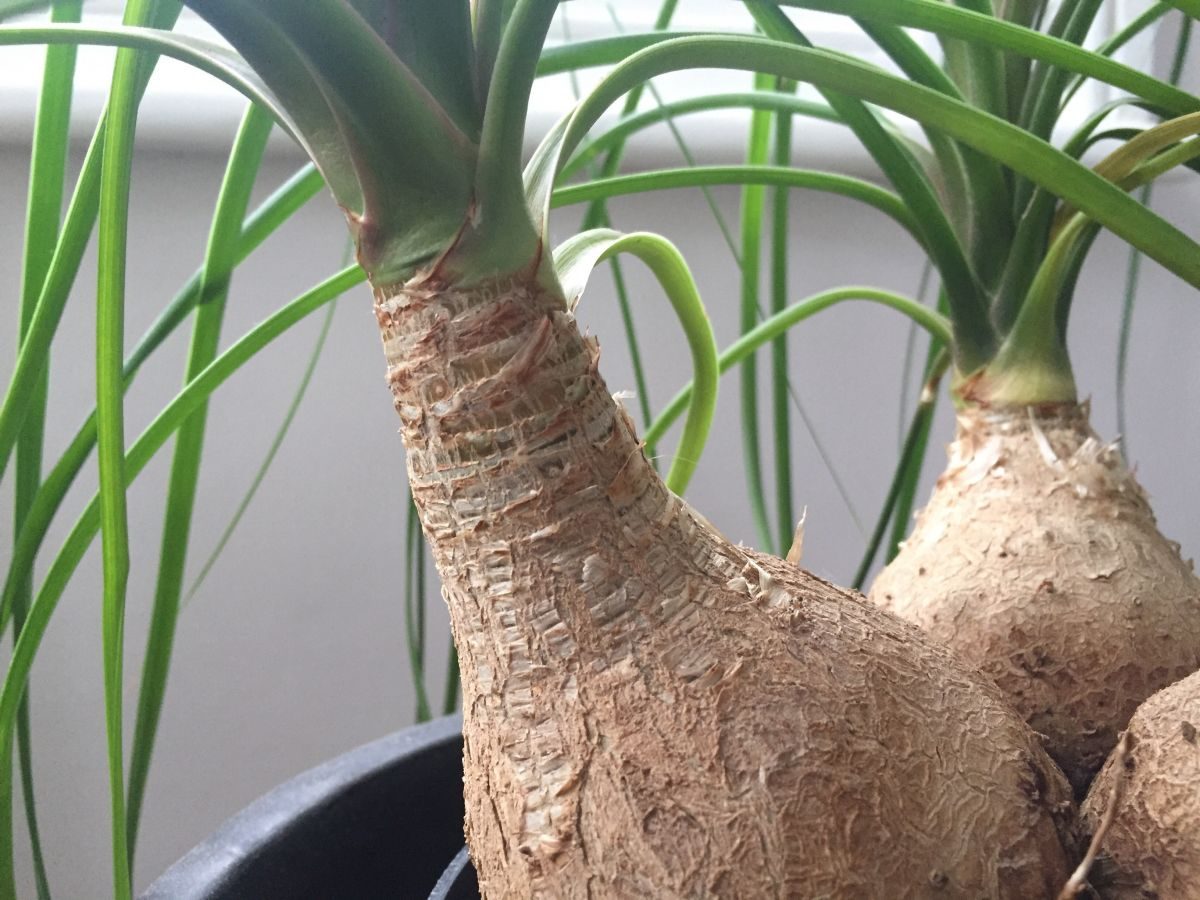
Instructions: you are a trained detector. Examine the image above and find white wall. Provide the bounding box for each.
[2,100,1200,895]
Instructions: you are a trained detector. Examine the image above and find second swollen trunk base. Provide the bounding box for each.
[871,403,1200,795]
[375,270,1075,898]
[1081,668,1200,898]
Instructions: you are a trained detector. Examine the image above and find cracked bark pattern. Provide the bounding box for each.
[376,271,1075,898]
[1081,669,1200,899]
[871,405,1200,794]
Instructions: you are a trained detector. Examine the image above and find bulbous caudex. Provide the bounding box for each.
[376,266,1076,898]
[1080,669,1200,898]
[164,0,1078,893]
[871,404,1200,794]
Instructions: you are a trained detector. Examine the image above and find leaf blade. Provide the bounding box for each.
[554,229,719,495]
[125,103,273,862]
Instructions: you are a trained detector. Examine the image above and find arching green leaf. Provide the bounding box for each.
[554,229,718,495]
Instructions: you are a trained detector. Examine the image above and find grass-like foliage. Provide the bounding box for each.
[0,0,1196,895]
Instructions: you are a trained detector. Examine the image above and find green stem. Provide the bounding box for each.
[467,0,557,274]
[852,354,947,589]
[981,216,1085,406]
[442,643,460,717]
[405,494,431,723]
[770,88,795,555]
[740,80,774,554]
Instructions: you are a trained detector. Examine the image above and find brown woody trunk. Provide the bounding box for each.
[1080,669,1200,898]
[376,270,1075,898]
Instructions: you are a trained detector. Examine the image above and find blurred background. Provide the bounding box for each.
[1,3,1198,894]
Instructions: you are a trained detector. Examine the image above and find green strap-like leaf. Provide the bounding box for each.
[94,2,161,893]
[0,165,325,648]
[554,229,719,495]
[183,293,340,611]
[774,0,1199,116]
[125,104,273,864]
[744,0,994,371]
[456,0,559,280]
[856,19,1011,289]
[473,0,506,104]
[0,23,257,486]
[184,0,477,278]
[405,492,431,722]
[1061,3,1171,109]
[886,288,951,560]
[939,0,1007,118]
[645,287,952,452]
[738,84,774,553]
[988,133,1200,405]
[533,35,1200,331]
[12,1,82,894]
[536,31,704,77]
[572,0,681,436]
[553,166,922,251]
[769,90,795,554]
[990,95,1151,332]
[0,23,293,131]
[0,267,367,898]
[1017,0,1103,182]
[1117,13,1193,458]
[854,17,1009,279]
[1164,0,1200,20]
[852,352,948,589]
[563,91,843,179]
[348,0,480,138]
[0,0,50,18]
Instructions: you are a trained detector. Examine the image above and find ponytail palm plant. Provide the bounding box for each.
[1,0,1199,897]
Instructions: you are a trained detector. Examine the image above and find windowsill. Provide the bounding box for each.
[0,4,1167,180]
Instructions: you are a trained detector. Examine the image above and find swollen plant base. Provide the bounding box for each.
[377,270,1075,898]
[871,404,1200,793]
[1081,669,1200,898]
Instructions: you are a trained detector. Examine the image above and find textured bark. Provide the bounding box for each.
[871,405,1200,794]
[376,270,1075,898]
[1081,670,1200,899]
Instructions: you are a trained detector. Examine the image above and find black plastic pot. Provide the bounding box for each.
[142,715,479,899]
